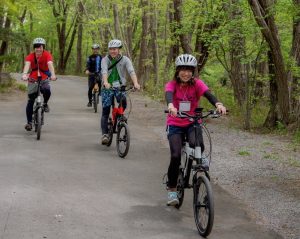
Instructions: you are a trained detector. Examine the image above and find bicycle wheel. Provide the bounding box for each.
[116,121,130,158]
[193,174,214,237]
[93,92,97,113]
[175,169,185,209]
[36,107,42,140]
[106,118,113,147]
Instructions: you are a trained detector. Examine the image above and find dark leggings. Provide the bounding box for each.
[167,126,204,188]
[101,97,127,134]
[26,88,51,124]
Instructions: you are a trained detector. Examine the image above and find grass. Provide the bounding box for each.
[238,150,251,156]
[0,80,26,93]
[288,157,300,167]
[263,153,280,161]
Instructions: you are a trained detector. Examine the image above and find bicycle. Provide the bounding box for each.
[89,72,101,113]
[105,86,134,158]
[164,108,221,237]
[30,76,45,140]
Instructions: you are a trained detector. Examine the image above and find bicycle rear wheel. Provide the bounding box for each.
[175,169,185,209]
[106,118,113,147]
[193,174,214,237]
[116,121,130,158]
[36,107,42,140]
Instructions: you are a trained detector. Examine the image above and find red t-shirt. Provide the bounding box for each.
[25,50,53,80]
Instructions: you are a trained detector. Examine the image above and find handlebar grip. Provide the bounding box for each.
[164,110,169,113]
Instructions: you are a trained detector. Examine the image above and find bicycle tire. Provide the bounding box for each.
[193,174,214,237]
[106,118,113,147]
[116,121,130,158]
[93,92,97,113]
[36,107,42,140]
[175,169,185,209]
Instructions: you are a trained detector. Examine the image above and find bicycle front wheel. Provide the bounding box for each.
[116,121,130,158]
[175,169,185,209]
[193,174,214,237]
[106,118,113,147]
[36,107,42,140]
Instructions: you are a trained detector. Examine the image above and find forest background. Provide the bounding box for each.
[1,0,300,139]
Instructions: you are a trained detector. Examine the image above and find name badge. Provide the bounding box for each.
[179,101,191,112]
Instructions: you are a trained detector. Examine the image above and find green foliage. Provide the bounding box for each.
[238,150,251,156]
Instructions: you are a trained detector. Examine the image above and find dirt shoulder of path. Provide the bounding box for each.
[129,91,300,239]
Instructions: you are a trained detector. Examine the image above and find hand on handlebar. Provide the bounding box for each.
[22,73,29,81]
[168,103,177,117]
[50,75,57,81]
[216,104,227,115]
[133,82,141,90]
[104,82,111,89]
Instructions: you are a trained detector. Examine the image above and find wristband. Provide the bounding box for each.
[216,102,223,107]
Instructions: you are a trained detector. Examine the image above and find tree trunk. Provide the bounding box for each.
[76,1,84,74]
[229,0,247,107]
[173,0,192,54]
[137,0,150,88]
[248,0,290,125]
[150,3,159,86]
[264,50,279,128]
[112,4,121,39]
[48,0,79,73]
[0,15,11,73]
[289,0,300,126]
[166,2,179,70]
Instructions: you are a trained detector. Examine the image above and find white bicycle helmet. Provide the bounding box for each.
[175,54,197,67]
[33,37,46,46]
[108,39,122,48]
[92,43,100,49]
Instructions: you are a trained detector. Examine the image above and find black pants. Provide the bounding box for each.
[167,125,204,188]
[26,88,51,124]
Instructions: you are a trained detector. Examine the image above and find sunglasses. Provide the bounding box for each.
[33,44,44,48]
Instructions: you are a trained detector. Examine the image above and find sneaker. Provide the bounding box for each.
[167,191,179,206]
[25,123,32,131]
[43,103,50,112]
[101,134,109,145]
[87,102,92,107]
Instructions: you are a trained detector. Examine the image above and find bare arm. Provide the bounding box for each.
[47,61,57,80]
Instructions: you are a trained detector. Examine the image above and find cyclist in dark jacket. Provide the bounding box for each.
[85,44,102,107]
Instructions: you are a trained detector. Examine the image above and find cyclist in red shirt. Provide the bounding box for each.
[22,38,57,131]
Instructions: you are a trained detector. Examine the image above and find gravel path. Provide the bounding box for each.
[6,73,300,238]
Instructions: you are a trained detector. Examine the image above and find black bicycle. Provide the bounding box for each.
[90,73,101,113]
[106,87,134,158]
[164,108,221,237]
[31,76,44,140]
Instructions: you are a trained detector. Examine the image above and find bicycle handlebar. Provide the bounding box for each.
[111,86,136,92]
[164,108,222,120]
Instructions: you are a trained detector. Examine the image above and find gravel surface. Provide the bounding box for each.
[130,92,300,239]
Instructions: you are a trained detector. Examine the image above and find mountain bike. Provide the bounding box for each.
[164,108,221,237]
[106,87,134,158]
[90,72,101,113]
[30,76,44,140]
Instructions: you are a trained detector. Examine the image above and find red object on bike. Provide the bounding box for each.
[112,107,124,124]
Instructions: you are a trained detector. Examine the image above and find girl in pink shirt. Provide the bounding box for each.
[165,54,226,206]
